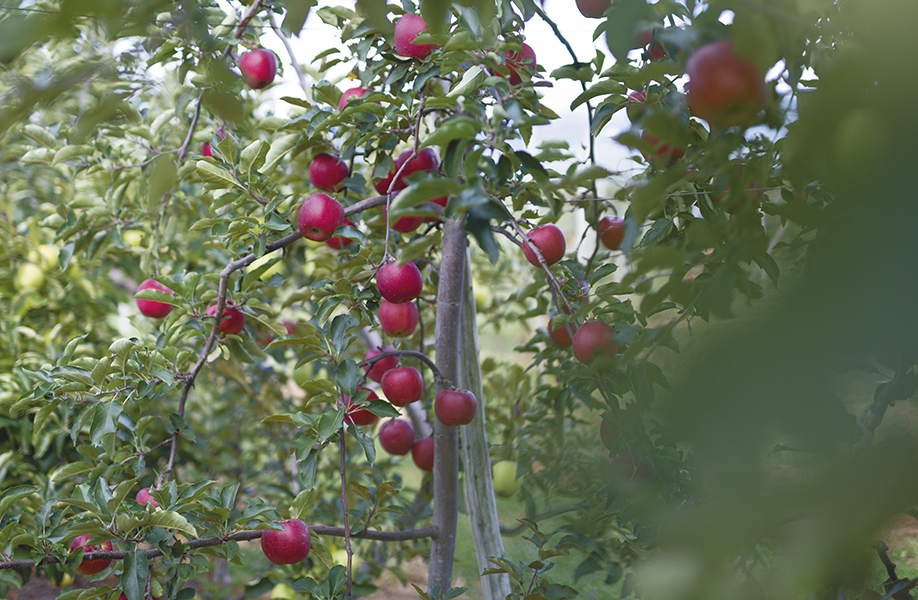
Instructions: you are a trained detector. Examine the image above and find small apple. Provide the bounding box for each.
[492,460,523,497]
[338,87,370,112]
[70,535,114,576]
[685,40,766,129]
[576,0,610,18]
[376,261,423,304]
[136,278,175,318]
[522,224,566,267]
[123,230,145,247]
[326,218,356,250]
[640,129,686,164]
[14,263,45,290]
[384,205,423,233]
[503,43,537,86]
[637,28,666,61]
[434,388,477,427]
[412,437,434,471]
[378,418,416,455]
[344,387,380,426]
[379,300,419,337]
[297,193,345,242]
[598,216,624,251]
[394,14,438,59]
[239,48,278,89]
[572,321,618,365]
[548,318,576,348]
[309,153,350,191]
[381,366,424,406]
[135,487,159,508]
[364,346,400,383]
[374,148,440,194]
[57,572,74,588]
[206,303,246,337]
[261,519,311,565]
[612,452,656,484]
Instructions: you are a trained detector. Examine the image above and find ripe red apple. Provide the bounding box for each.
[394,14,437,59]
[598,216,624,251]
[548,318,576,348]
[309,153,350,191]
[522,224,566,267]
[136,278,175,319]
[612,452,656,484]
[381,366,424,406]
[640,129,686,164]
[576,0,611,18]
[637,28,666,61]
[424,195,449,222]
[364,346,400,383]
[378,418,416,455]
[326,218,356,250]
[379,300,419,337]
[239,49,278,89]
[374,148,440,194]
[572,321,618,364]
[338,87,370,112]
[206,303,246,337]
[202,142,213,157]
[297,193,345,242]
[412,437,434,471]
[344,387,380,426]
[503,43,537,86]
[384,205,423,233]
[434,388,478,427]
[685,40,766,129]
[261,519,311,565]
[377,261,423,304]
[70,535,114,575]
[135,487,159,508]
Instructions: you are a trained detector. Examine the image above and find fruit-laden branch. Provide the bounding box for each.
[156,193,391,486]
[0,525,438,571]
[358,349,444,385]
[505,218,577,324]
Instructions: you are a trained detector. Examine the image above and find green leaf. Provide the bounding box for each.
[421,117,480,148]
[291,488,316,521]
[282,0,317,36]
[51,145,95,166]
[90,356,112,385]
[90,401,123,446]
[196,160,241,188]
[570,80,625,111]
[147,510,198,537]
[147,155,177,209]
[0,485,40,517]
[240,140,269,175]
[335,360,359,398]
[390,179,460,214]
[121,549,148,600]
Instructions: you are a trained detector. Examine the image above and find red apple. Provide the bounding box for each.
[202,142,213,157]
[261,519,311,565]
[572,320,618,364]
[576,0,611,18]
[434,388,477,427]
[135,487,158,508]
[381,366,424,406]
[503,43,537,86]
[309,153,350,191]
[685,40,766,129]
[136,278,175,319]
[548,317,576,348]
[206,303,246,337]
[374,148,440,194]
[379,300,419,337]
[640,129,686,164]
[612,452,656,484]
[412,437,434,471]
[522,224,566,267]
[338,87,370,112]
[377,261,423,304]
[344,387,380,426]
[637,28,666,61]
[70,535,114,576]
[297,193,345,242]
[239,49,278,90]
[378,418,416,455]
[424,196,449,222]
[599,216,624,251]
[364,346,400,383]
[326,218,356,250]
[394,14,437,59]
[384,205,423,233]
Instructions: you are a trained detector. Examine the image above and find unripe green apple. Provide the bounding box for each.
[33,244,59,270]
[492,461,523,497]
[272,582,298,600]
[123,231,145,247]
[15,263,45,290]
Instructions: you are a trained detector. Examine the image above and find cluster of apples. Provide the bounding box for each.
[135,278,247,337]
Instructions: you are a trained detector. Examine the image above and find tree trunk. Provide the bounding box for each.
[428,219,466,592]
[459,251,512,600]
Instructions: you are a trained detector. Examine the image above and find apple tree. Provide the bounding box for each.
[2,0,918,599]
